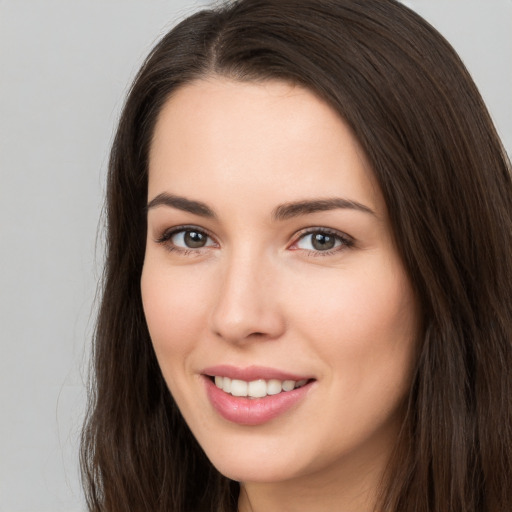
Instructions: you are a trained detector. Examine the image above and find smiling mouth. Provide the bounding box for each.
[210,376,311,399]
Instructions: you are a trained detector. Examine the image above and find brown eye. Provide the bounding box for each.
[294,229,352,254]
[311,233,336,251]
[182,230,208,248]
[164,228,216,250]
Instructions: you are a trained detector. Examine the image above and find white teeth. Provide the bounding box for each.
[212,376,308,397]
[230,379,248,397]
[248,379,267,398]
[222,377,231,393]
[282,380,295,392]
[267,379,282,395]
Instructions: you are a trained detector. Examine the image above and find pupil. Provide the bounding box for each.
[312,233,335,251]
[184,231,206,248]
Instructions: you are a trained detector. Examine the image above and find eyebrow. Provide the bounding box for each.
[271,198,376,220]
[146,192,216,218]
[146,193,375,220]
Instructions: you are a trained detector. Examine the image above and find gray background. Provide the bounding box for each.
[1,1,510,510]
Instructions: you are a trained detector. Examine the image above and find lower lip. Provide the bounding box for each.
[204,376,313,426]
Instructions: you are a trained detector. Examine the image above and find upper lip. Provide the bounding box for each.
[202,364,313,382]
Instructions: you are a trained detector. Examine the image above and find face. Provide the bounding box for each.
[141,78,418,494]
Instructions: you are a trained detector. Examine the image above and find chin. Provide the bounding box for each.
[195,431,301,483]
[211,457,298,484]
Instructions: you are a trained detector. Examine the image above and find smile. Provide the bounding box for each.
[213,376,309,398]
[203,368,315,426]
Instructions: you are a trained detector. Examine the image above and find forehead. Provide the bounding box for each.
[150,78,356,158]
[148,78,383,216]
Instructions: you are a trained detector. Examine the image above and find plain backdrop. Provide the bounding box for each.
[0,1,510,510]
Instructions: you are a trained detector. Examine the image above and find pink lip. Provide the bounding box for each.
[202,364,312,382]
[202,366,315,426]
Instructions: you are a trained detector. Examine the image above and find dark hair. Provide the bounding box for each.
[81,0,512,510]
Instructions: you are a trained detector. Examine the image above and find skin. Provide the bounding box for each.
[141,78,419,512]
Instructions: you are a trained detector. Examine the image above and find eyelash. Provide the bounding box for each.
[290,228,354,256]
[154,225,354,257]
[155,225,217,256]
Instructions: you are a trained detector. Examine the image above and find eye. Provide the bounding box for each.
[156,226,217,252]
[291,229,353,254]
[172,229,214,249]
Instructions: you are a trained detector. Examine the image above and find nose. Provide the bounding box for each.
[209,250,286,344]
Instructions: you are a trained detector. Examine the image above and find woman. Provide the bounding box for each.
[80,0,512,511]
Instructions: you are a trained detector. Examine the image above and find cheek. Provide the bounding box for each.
[289,258,418,386]
[290,263,418,452]
[140,260,209,366]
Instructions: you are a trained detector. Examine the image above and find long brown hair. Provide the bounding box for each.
[81,1,512,510]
